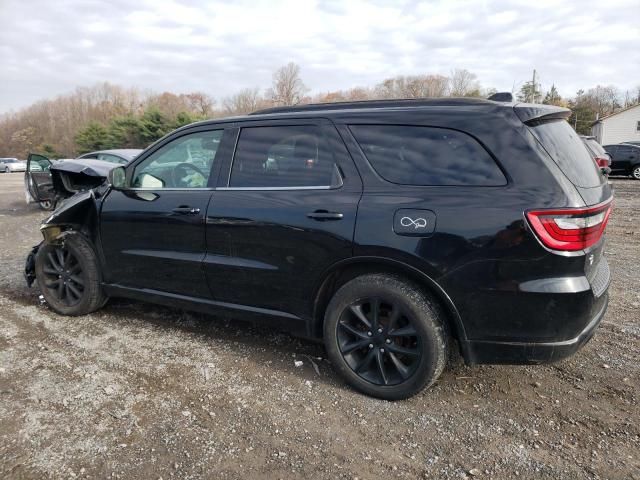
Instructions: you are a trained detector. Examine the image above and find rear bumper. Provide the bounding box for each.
[465,293,608,364]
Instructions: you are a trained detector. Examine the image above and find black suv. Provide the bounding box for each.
[25,98,612,400]
[603,143,640,179]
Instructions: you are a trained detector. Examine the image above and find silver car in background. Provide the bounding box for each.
[0,158,27,173]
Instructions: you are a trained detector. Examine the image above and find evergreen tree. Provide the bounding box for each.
[75,122,110,153]
[543,84,562,106]
[107,116,144,148]
[517,80,542,103]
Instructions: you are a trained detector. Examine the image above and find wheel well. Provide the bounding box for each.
[312,259,467,358]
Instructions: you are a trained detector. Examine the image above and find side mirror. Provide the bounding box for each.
[108,166,126,189]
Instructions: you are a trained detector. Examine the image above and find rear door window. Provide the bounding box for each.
[348,125,506,186]
[529,120,602,187]
[229,125,342,188]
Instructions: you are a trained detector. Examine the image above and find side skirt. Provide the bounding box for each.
[102,284,310,337]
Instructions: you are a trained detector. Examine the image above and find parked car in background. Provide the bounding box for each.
[24,98,613,400]
[603,143,640,179]
[581,136,611,176]
[0,158,27,173]
[622,141,640,146]
[76,149,142,165]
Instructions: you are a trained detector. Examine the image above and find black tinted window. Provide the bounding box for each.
[529,120,602,188]
[349,125,505,186]
[230,125,340,188]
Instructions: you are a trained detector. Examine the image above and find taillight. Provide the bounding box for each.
[594,157,610,168]
[526,198,613,252]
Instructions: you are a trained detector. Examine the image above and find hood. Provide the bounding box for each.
[50,159,117,198]
[51,158,118,178]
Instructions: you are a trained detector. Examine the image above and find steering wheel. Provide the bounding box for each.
[171,162,207,187]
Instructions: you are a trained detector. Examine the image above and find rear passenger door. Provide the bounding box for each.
[204,119,362,320]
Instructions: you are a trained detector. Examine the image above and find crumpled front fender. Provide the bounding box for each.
[40,189,101,244]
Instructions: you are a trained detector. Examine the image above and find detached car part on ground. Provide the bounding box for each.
[24,97,613,400]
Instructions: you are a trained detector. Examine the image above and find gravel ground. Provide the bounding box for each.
[0,173,638,479]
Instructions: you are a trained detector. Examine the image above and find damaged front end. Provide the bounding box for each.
[24,160,114,287]
[49,159,116,199]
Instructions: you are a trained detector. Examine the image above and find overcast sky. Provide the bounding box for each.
[1,0,638,113]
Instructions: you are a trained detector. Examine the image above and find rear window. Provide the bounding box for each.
[349,125,506,186]
[529,120,602,188]
[584,139,607,157]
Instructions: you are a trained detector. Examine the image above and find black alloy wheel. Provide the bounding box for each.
[35,232,107,316]
[337,297,422,386]
[324,274,448,400]
[41,245,85,306]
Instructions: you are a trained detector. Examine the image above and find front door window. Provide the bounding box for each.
[132,130,224,188]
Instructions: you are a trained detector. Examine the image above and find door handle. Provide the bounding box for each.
[172,206,201,215]
[307,210,344,221]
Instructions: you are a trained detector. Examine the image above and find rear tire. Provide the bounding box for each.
[35,232,107,316]
[323,274,448,400]
[632,165,640,180]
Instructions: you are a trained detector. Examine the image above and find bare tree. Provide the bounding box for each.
[268,62,309,106]
[223,88,266,115]
[585,85,620,117]
[185,92,215,116]
[373,74,450,99]
[449,69,480,96]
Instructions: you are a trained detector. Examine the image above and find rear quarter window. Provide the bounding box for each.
[348,125,506,186]
[529,120,602,188]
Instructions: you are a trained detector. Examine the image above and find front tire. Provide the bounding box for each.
[632,165,640,180]
[39,199,55,210]
[323,274,448,400]
[35,233,107,316]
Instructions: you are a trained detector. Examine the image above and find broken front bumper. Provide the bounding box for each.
[24,243,41,287]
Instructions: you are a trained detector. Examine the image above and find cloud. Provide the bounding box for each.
[0,0,638,112]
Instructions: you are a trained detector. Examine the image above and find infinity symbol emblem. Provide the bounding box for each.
[400,216,428,229]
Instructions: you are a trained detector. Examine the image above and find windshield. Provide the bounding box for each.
[529,120,602,188]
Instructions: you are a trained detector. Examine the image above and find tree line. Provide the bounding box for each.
[0,62,638,159]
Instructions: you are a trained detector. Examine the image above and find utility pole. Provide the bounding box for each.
[531,69,537,104]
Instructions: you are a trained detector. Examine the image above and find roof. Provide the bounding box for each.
[178,97,569,132]
[591,103,640,126]
[250,97,496,115]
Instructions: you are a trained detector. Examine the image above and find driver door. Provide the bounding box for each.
[25,153,54,203]
[100,127,232,298]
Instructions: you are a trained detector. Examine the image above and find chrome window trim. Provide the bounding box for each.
[217,185,334,191]
[120,187,216,192]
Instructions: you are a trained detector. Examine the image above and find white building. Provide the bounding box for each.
[591,104,640,145]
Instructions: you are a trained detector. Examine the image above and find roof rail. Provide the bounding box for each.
[250,97,493,115]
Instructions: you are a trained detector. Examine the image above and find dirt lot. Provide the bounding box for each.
[0,172,638,480]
